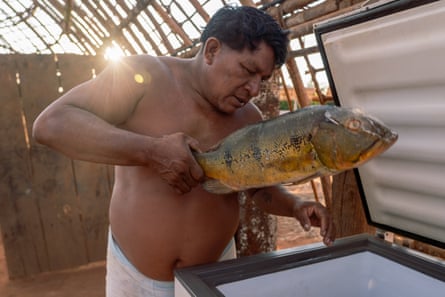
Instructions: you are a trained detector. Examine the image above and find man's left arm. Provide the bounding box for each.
[247,185,336,246]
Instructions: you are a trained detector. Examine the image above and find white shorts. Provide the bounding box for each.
[106,229,236,297]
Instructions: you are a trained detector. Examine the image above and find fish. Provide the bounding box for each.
[194,105,398,194]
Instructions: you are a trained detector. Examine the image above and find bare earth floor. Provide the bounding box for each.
[0,183,322,297]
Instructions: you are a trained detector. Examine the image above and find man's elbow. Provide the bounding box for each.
[32,112,55,145]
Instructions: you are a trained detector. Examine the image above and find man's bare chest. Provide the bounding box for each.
[121,96,243,151]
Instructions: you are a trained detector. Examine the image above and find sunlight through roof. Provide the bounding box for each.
[0,0,331,89]
[0,0,236,55]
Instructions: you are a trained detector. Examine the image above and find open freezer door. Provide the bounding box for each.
[314,0,445,249]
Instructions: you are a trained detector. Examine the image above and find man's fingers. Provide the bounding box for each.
[169,174,192,194]
[317,208,335,245]
[318,208,328,236]
[324,220,336,245]
[187,138,202,154]
[187,140,205,182]
[298,210,312,231]
[190,164,204,182]
[298,205,336,246]
[182,170,199,189]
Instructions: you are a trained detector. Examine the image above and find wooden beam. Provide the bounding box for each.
[288,0,366,38]
[287,45,319,58]
[101,1,147,54]
[3,1,54,54]
[239,0,256,7]
[114,0,153,31]
[296,37,326,104]
[151,1,193,47]
[285,57,311,108]
[79,1,136,54]
[40,1,94,54]
[145,6,175,54]
[268,0,316,17]
[189,0,210,22]
[285,0,339,28]
[113,0,163,55]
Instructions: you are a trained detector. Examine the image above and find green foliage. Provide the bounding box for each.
[279,100,293,110]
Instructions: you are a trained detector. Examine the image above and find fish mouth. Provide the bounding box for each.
[359,130,398,163]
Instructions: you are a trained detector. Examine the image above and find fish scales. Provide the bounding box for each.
[195,105,397,194]
[198,114,321,185]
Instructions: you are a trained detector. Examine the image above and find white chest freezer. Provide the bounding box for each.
[174,0,445,296]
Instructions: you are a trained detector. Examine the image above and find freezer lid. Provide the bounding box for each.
[314,0,445,249]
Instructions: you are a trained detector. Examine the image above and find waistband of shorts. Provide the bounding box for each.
[108,229,174,289]
[221,237,234,257]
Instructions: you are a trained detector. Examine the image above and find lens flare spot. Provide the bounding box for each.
[134,72,151,84]
[134,73,144,84]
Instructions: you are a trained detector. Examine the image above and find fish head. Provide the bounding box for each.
[311,106,398,171]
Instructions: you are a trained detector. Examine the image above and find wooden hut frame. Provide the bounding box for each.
[2,0,417,279]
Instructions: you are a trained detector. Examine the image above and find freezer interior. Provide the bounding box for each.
[217,251,443,297]
[175,235,445,297]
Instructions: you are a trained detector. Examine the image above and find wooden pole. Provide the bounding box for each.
[331,171,375,237]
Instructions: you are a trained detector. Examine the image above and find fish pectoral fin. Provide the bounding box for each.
[201,179,236,194]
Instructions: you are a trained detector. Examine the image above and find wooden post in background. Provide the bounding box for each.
[236,73,280,256]
[331,171,375,237]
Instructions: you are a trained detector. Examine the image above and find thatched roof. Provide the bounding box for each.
[1,0,222,56]
[0,0,366,104]
[0,1,364,55]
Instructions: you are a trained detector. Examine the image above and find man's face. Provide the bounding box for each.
[205,40,276,114]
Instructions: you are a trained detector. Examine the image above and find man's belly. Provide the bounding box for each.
[109,168,240,281]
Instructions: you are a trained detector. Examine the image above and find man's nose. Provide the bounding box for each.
[245,76,262,97]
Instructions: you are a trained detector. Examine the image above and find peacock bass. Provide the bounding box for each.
[194,105,397,194]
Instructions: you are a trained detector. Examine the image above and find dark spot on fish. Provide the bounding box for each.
[239,152,251,162]
[224,150,233,170]
[290,135,303,150]
[251,144,262,162]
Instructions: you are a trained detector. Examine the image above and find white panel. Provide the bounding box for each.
[320,1,445,243]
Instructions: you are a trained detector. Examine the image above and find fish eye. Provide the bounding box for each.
[347,118,362,131]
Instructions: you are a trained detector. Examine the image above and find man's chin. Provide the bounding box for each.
[217,104,239,114]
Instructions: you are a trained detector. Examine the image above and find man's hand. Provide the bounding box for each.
[150,132,204,194]
[293,201,336,246]
[249,186,336,246]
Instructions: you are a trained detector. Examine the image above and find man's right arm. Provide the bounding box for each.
[32,56,203,193]
[33,57,152,165]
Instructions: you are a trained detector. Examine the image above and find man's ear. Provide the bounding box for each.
[203,37,221,65]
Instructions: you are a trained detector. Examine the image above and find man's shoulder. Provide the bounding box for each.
[112,55,181,86]
[119,54,165,70]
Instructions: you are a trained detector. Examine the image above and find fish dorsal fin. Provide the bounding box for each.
[201,179,235,194]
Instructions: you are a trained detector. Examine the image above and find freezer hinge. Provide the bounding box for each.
[376,229,394,243]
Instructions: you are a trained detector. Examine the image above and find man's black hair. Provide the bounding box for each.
[200,6,289,67]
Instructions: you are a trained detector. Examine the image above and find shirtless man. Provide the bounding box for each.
[33,6,335,297]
